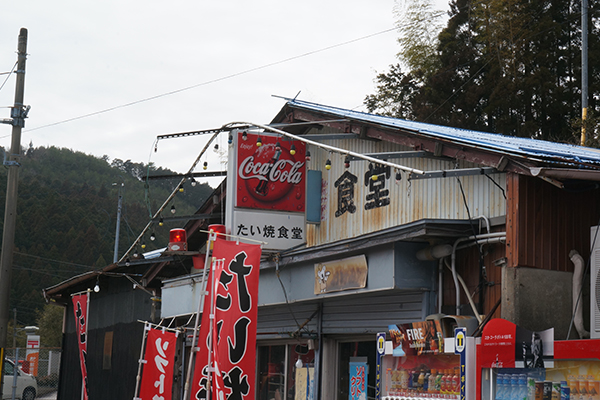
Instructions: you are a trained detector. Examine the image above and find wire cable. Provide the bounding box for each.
[23,27,397,134]
[0,61,17,93]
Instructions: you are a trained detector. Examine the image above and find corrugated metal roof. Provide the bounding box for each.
[287,99,600,167]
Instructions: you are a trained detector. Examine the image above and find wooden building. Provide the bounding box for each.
[44,99,600,400]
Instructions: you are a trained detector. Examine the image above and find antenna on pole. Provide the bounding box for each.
[581,0,589,146]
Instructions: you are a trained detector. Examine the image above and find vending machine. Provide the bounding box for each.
[477,318,600,400]
[376,318,477,400]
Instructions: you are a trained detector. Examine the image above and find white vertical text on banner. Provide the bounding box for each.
[191,239,262,400]
[139,328,178,400]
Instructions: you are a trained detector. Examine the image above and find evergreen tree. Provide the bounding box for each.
[366,0,600,144]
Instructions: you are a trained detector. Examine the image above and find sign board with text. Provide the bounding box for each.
[227,130,307,252]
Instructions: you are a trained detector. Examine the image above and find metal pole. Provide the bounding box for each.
[11,348,18,400]
[0,30,28,399]
[11,308,16,400]
[581,0,588,146]
[113,182,123,263]
[182,231,217,400]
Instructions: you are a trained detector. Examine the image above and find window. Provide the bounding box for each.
[257,343,315,400]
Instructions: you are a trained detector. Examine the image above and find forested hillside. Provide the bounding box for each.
[0,145,214,326]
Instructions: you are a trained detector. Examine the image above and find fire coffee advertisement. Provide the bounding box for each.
[388,320,444,356]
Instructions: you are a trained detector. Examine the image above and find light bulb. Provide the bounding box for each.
[295,359,303,368]
[325,159,331,170]
[305,151,311,161]
[178,185,184,193]
[203,161,208,170]
[257,136,262,147]
[290,144,296,156]
[150,232,156,241]
[94,284,100,293]
[171,205,176,214]
[242,131,248,141]
[159,217,164,226]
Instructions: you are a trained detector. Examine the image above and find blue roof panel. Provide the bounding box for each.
[287,100,600,167]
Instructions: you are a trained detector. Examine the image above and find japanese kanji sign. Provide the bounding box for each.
[140,328,177,400]
[349,361,368,400]
[192,239,262,400]
[232,209,305,251]
[72,292,89,400]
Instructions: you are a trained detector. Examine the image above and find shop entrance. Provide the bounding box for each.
[337,340,376,400]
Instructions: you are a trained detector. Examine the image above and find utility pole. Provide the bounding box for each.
[581,0,588,146]
[113,181,124,263]
[0,28,29,395]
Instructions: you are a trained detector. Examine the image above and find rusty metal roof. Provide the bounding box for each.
[285,99,600,168]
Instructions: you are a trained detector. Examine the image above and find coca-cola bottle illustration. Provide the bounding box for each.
[254,146,282,196]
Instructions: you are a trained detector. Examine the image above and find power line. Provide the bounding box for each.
[0,62,17,93]
[23,27,397,134]
[14,252,96,270]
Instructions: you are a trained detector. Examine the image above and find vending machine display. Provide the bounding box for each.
[477,319,600,400]
[377,320,476,400]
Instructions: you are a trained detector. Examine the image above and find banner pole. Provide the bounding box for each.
[133,322,150,400]
[83,289,90,400]
[182,230,217,400]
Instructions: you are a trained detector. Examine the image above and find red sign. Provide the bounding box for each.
[192,239,262,400]
[72,293,89,400]
[236,132,306,212]
[479,318,517,368]
[140,328,177,400]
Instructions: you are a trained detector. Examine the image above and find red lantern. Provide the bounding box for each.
[168,228,187,251]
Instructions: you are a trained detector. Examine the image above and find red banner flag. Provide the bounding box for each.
[192,239,262,400]
[72,293,89,400]
[140,328,178,400]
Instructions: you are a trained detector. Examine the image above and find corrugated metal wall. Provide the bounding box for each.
[257,290,428,337]
[58,280,153,400]
[507,173,600,271]
[321,290,427,334]
[305,135,506,247]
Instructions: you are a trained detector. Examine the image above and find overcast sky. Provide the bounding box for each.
[0,1,448,181]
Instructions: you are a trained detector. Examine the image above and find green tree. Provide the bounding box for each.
[366,0,600,144]
[36,304,64,348]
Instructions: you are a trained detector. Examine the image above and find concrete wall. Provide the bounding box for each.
[501,266,579,340]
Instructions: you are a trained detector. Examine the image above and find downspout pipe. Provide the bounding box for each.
[569,250,590,339]
[452,232,506,315]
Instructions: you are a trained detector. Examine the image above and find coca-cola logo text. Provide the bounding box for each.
[236,132,306,212]
[239,156,304,184]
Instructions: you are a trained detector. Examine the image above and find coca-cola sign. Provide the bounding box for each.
[236,132,306,212]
